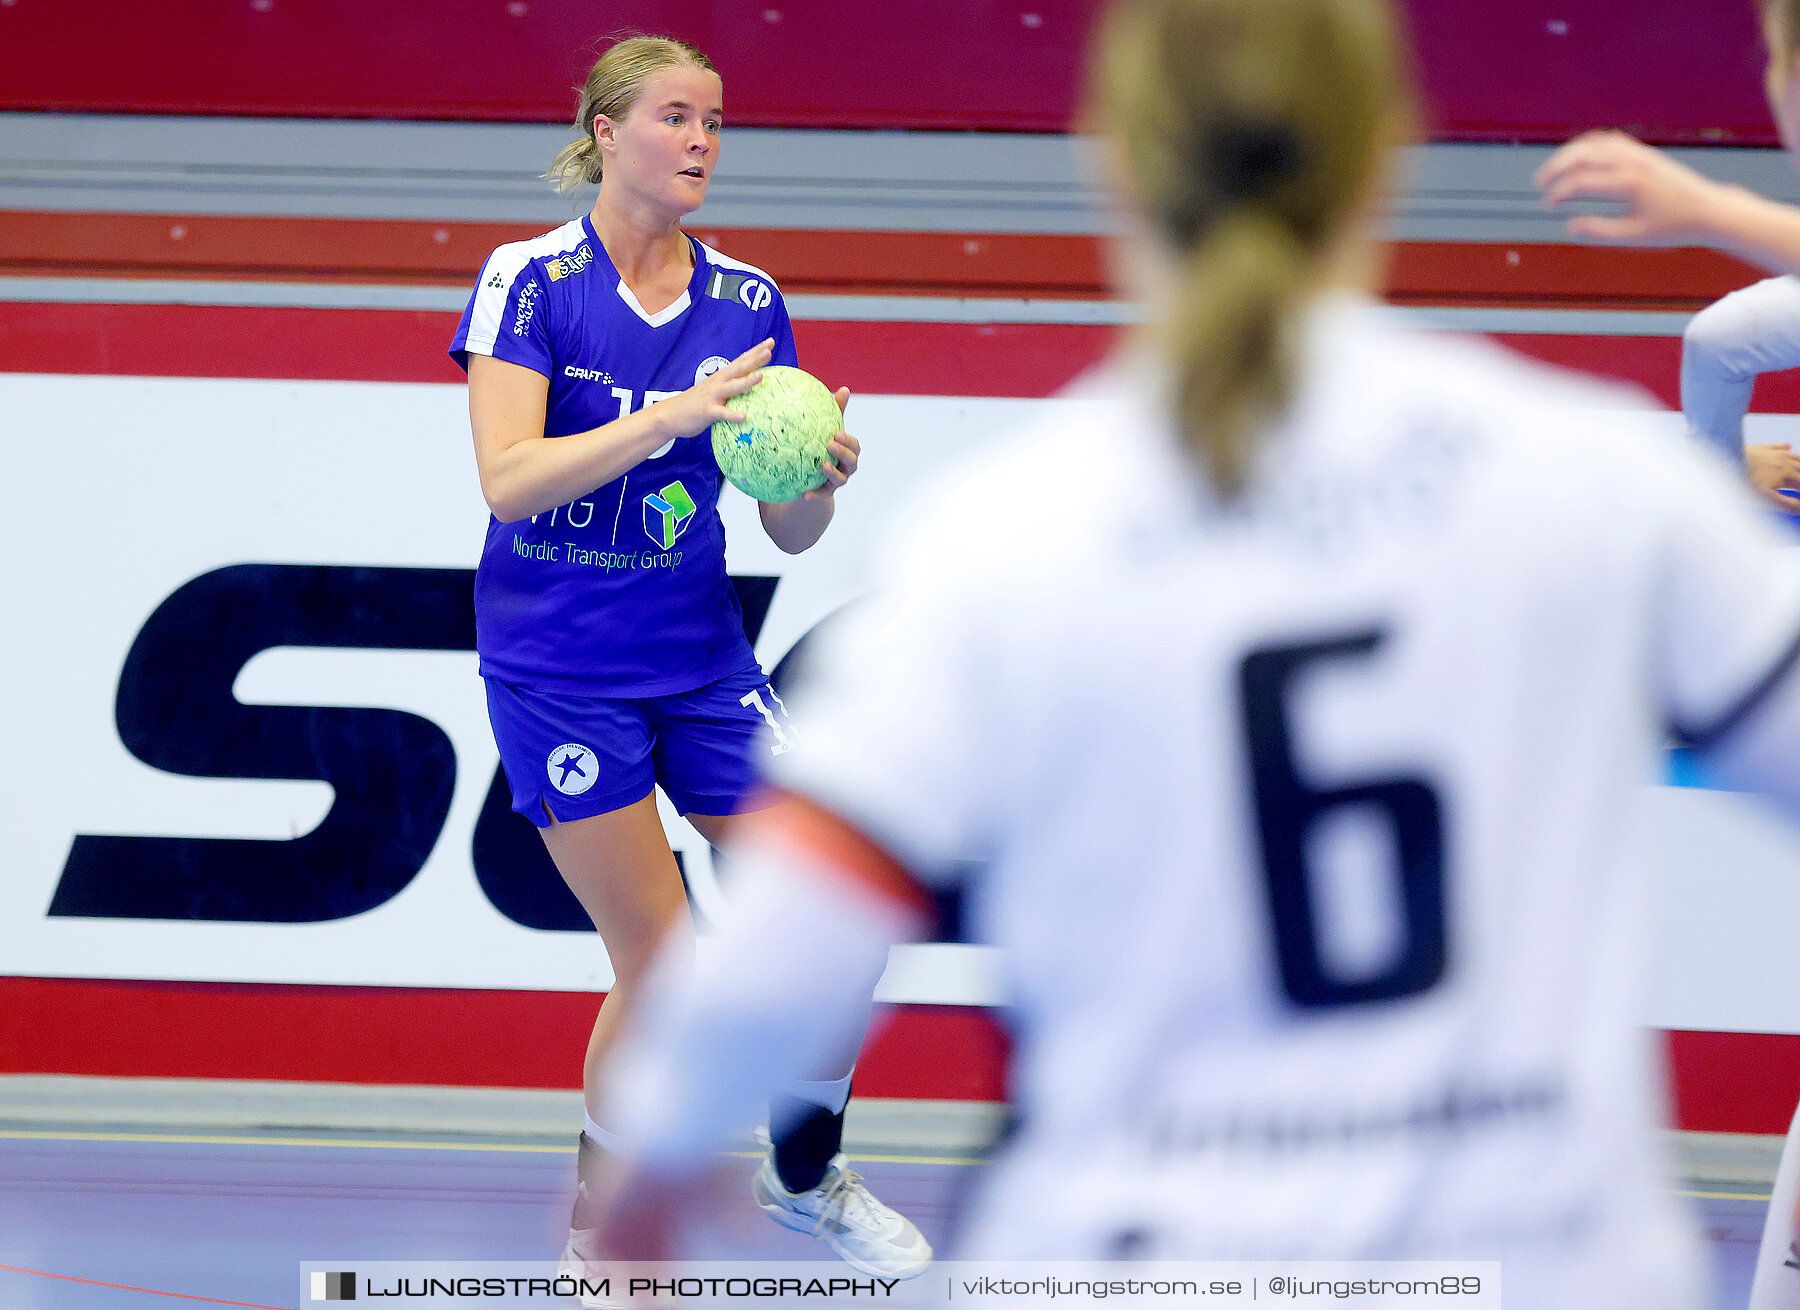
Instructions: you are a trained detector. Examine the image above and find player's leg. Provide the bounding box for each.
[482,678,688,1292]
[656,671,931,1277]
[542,794,695,1301]
[543,795,696,1117]
[1750,1096,1800,1310]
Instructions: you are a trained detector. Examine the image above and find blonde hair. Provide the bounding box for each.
[545,35,718,193]
[1768,0,1799,61]
[1088,0,1407,497]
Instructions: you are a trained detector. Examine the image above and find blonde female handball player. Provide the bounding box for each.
[593,0,1800,1304]
[1534,0,1800,512]
[447,35,927,1281]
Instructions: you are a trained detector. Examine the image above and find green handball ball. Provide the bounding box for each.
[710,365,839,503]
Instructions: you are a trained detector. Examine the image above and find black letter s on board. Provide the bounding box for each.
[52,564,474,923]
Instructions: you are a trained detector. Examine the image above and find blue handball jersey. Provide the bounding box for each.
[450,216,799,696]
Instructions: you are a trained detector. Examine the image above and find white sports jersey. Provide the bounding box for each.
[769,295,1800,1306]
[1682,273,1800,460]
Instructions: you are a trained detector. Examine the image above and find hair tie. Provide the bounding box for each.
[1164,119,1306,247]
[1210,120,1305,202]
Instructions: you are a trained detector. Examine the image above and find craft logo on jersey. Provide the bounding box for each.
[695,355,730,386]
[545,244,593,282]
[546,743,599,796]
[513,280,540,336]
[643,480,697,551]
[704,270,772,312]
[310,1271,356,1301]
[484,270,505,290]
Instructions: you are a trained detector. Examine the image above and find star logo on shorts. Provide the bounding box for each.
[546,743,600,796]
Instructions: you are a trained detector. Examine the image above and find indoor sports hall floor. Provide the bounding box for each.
[0,1101,1776,1309]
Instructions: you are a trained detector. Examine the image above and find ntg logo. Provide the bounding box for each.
[642,480,696,550]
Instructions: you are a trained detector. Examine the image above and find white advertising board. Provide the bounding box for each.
[4,373,1800,1032]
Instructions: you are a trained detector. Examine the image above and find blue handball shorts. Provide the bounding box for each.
[484,666,798,827]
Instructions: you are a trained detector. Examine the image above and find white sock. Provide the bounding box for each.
[785,1073,852,1116]
[582,1109,626,1153]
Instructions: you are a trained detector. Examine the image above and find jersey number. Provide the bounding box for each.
[739,685,798,756]
[1239,629,1447,1009]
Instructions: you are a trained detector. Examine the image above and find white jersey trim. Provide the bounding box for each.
[463,218,587,359]
[615,279,691,328]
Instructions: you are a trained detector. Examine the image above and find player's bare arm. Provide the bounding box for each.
[1537,130,1800,274]
[470,339,771,523]
[759,386,859,553]
[595,793,932,1252]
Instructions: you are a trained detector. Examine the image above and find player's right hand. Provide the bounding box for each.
[1535,130,1727,244]
[1748,442,1800,514]
[650,338,774,439]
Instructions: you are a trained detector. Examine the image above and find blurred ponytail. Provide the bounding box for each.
[1088,0,1411,498]
[1769,0,1800,62]
[1168,211,1310,496]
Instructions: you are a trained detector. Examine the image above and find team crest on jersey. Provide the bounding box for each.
[546,743,599,796]
[695,355,730,385]
[642,480,696,551]
[704,270,772,312]
[545,245,593,282]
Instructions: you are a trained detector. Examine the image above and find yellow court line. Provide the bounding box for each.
[723,1149,988,1167]
[0,1132,1752,1184]
[0,1128,981,1166]
[1678,1188,1773,1201]
[0,1128,572,1153]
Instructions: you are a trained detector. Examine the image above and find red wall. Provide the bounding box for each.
[0,0,1776,143]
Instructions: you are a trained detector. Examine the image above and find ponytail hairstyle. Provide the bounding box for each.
[1088,0,1409,497]
[1767,0,1800,69]
[546,35,718,193]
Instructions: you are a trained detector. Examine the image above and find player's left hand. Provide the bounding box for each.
[804,387,859,500]
[1748,442,1800,514]
[1534,130,1726,243]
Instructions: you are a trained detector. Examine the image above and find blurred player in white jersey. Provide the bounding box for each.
[1536,1,1800,513]
[589,0,1800,1304]
[1539,2,1800,1301]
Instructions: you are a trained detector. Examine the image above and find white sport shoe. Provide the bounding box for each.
[752,1152,933,1279]
[557,1231,625,1309]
